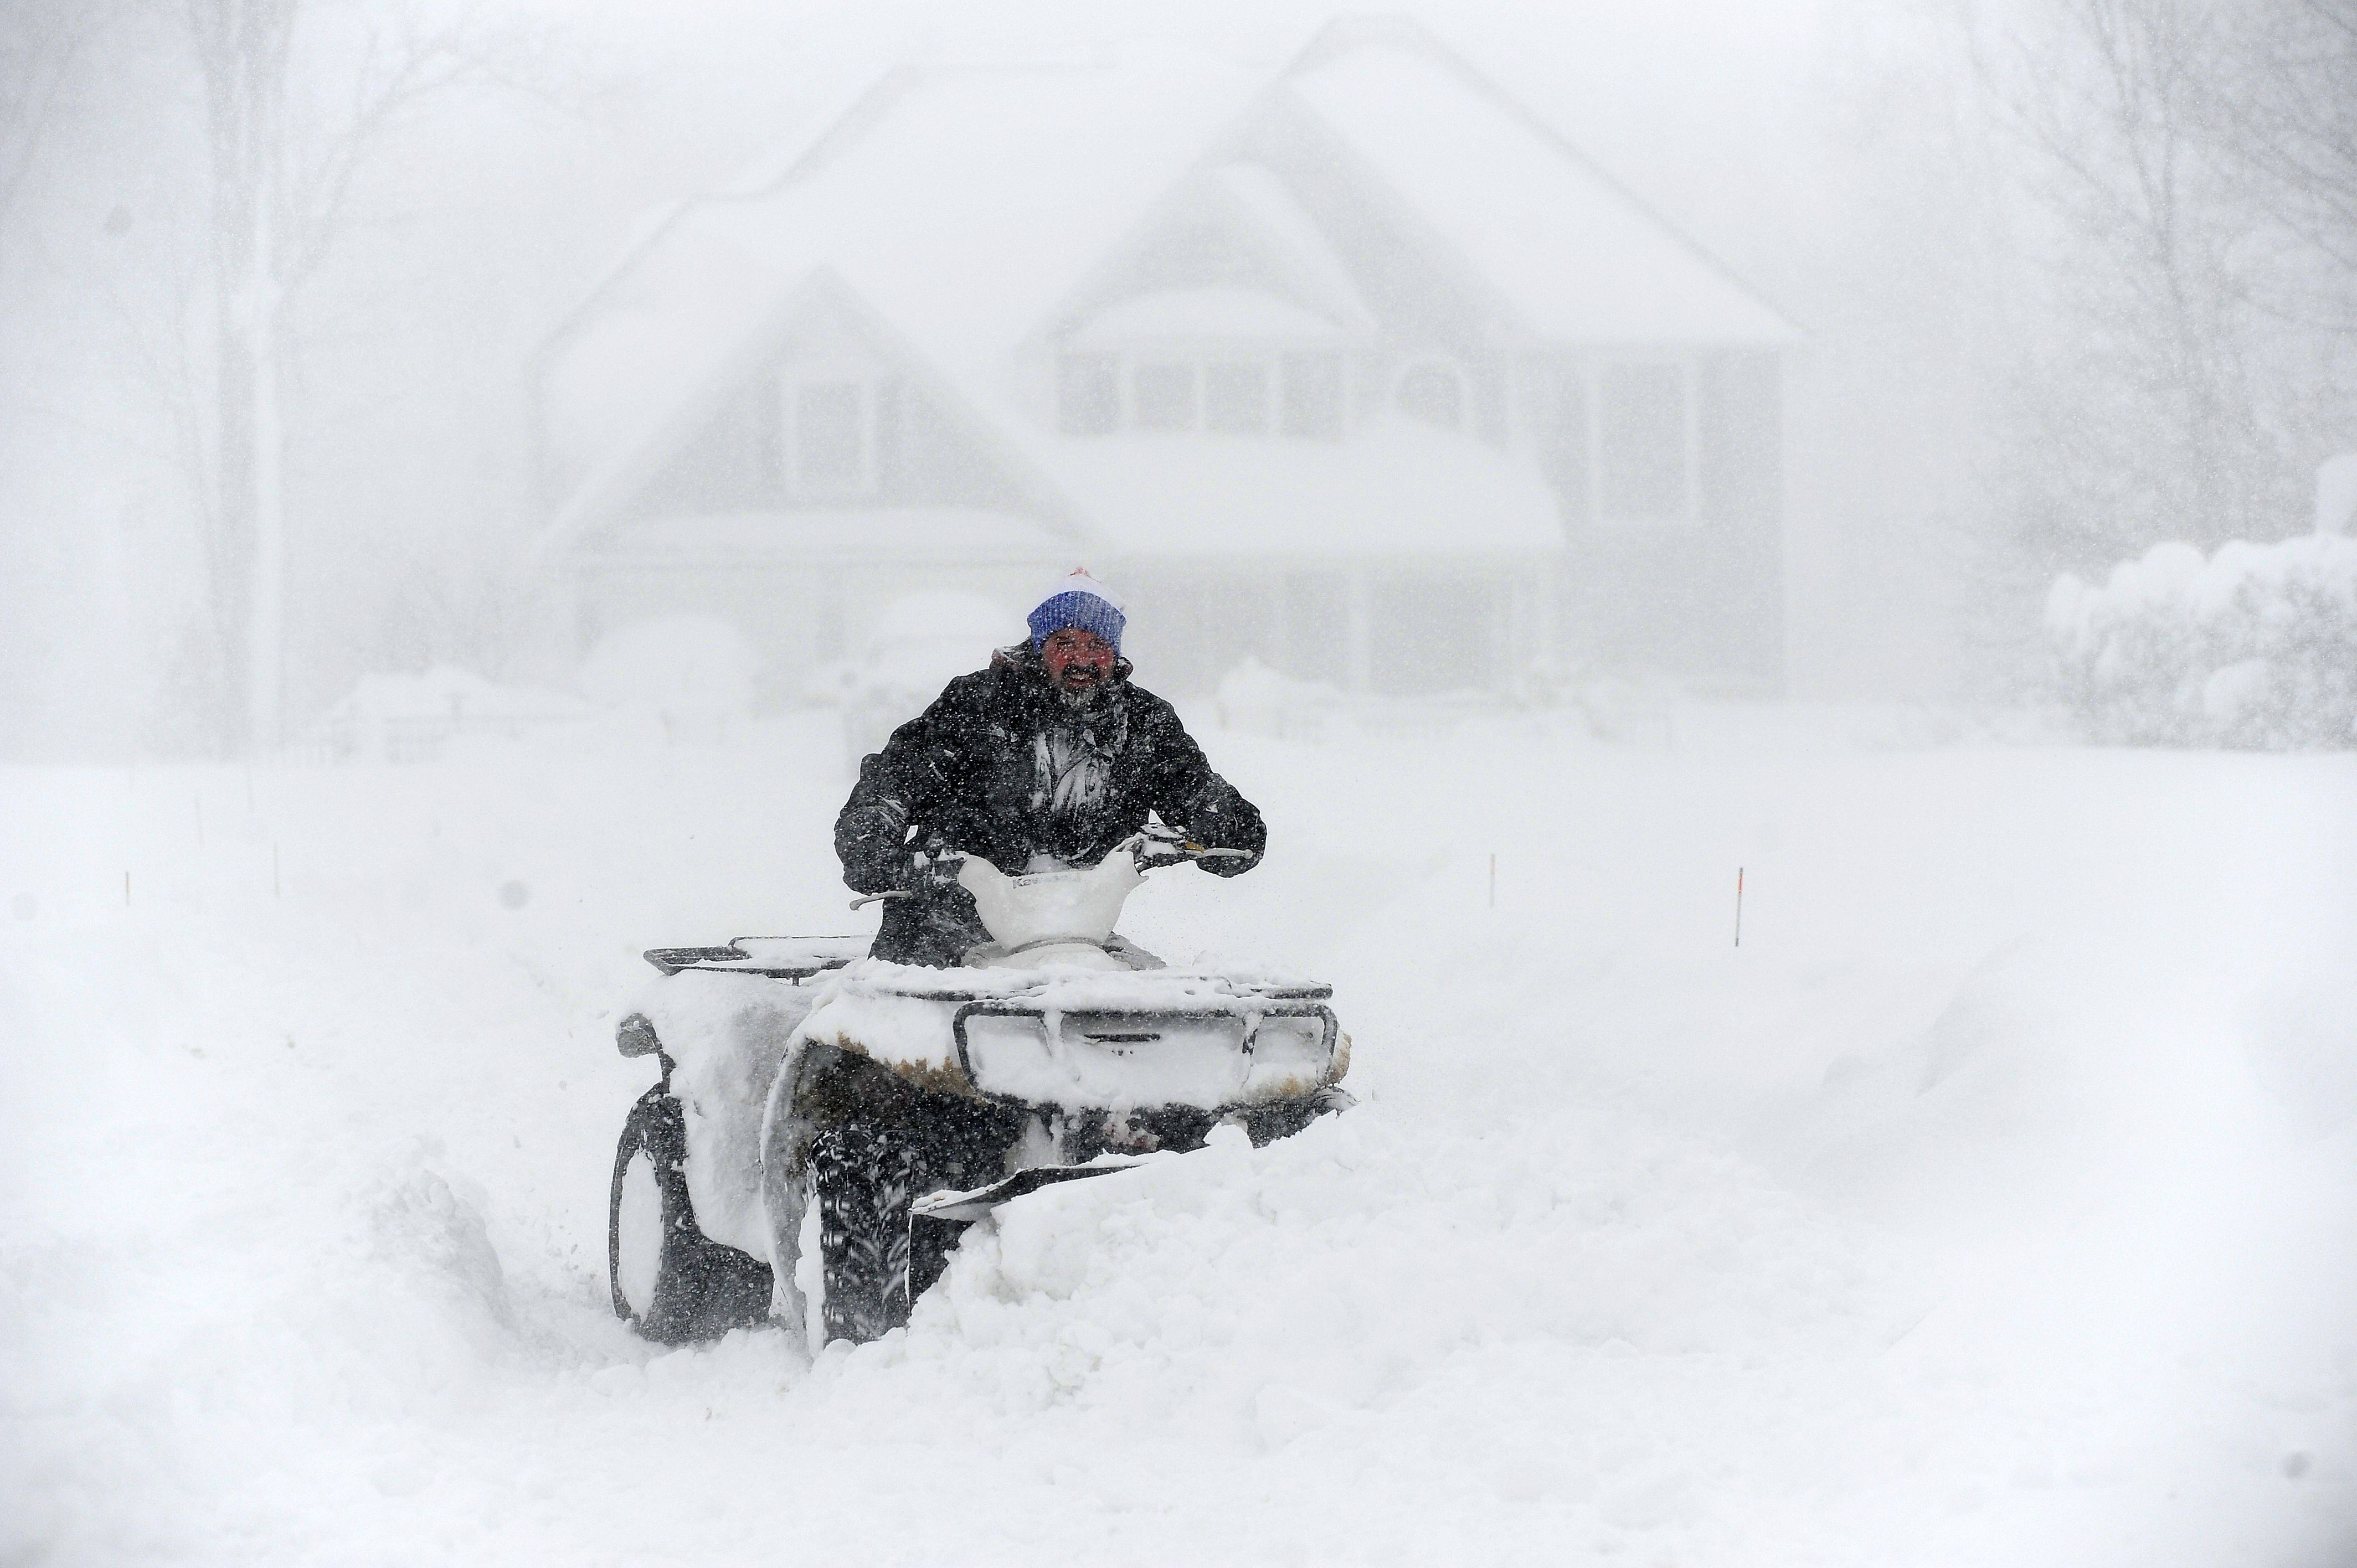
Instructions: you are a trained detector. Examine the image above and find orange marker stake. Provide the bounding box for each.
[1735,867,1744,948]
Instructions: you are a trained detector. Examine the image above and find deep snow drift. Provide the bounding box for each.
[3,708,2353,1565]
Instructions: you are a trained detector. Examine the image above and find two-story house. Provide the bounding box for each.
[529,17,1798,700]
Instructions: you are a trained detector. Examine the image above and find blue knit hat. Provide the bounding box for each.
[1027,568,1126,653]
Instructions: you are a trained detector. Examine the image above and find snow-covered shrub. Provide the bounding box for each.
[2046,535,2357,749]
[580,615,761,738]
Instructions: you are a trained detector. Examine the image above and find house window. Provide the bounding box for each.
[781,373,880,497]
[1064,351,1347,440]
[1131,362,1197,432]
[1203,362,1270,435]
[1280,352,1342,439]
[1395,359,1465,430]
[1594,363,1689,522]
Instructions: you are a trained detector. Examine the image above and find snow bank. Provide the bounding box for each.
[298,666,596,764]
[5,718,2354,1565]
[1214,657,1346,740]
[2046,535,2357,749]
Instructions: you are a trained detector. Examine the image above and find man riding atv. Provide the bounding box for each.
[606,570,1346,1349]
[836,569,1266,965]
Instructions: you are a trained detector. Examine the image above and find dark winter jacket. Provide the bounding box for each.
[836,643,1265,966]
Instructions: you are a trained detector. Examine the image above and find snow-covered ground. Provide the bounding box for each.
[3,708,2353,1566]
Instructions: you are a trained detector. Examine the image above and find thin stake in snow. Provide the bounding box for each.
[1488,852,1496,909]
[195,793,204,847]
[1735,867,1744,947]
[273,844,281,899]
[123,871,130,907]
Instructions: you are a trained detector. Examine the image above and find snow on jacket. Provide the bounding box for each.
[836,643,1266,966]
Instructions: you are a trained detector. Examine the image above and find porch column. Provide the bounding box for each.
[1269,571,1294,679]
[1508,560,1557,683]
[524,565,583,683]
[1344,568,1372,695]
[1535,557,1560,673]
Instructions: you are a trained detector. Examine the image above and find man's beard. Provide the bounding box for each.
[1055,673,1104,709]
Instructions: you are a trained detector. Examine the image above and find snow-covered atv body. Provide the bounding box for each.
[606,845,1352,1347]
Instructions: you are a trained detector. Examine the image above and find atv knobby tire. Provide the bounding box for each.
[806,1120,926,1347]
[609,1085,773,1344]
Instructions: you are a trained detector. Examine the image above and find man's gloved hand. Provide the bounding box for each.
[900,843,967,894]
[1130,827,1257,875]
[1130,832,1188,869]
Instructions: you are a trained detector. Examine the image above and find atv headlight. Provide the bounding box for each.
[615,1013,662,1059]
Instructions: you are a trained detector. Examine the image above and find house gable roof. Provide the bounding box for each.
[1278,22,1799,345]
[536,266,1090,561]
[1033,157,1381,349]
[536,50,1265,535]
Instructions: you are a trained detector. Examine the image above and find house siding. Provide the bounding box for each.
[622,367,1032,525]
[1548,350,1785,693]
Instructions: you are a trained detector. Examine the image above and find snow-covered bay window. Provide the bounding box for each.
[1057,287,1350,440]
[1131,362,1197,432]
[1394,358,1468,431]
[1056,352,1344,439]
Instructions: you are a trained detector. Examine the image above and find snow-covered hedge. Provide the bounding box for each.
[2046,535,2357,749]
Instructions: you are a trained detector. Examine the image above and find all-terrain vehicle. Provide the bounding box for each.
[606,831,1352,1348]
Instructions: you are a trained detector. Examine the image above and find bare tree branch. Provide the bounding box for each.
[0,2,117,256]
[155,0,569,753]
[1960,0,2326,572]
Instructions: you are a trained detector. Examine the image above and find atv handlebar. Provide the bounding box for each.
[847,833,1244,910]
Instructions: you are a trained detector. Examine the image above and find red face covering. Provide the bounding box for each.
[1040,627,1115,696]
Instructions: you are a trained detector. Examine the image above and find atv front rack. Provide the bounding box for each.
[949,996,1340,1107]
[642,936,870,978]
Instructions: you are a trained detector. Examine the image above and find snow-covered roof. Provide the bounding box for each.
[1283,44,1798,346]
[581,507,1076,569]
[1049,419,1561,559]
